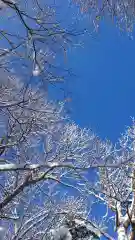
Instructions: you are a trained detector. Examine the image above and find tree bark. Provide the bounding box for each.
[117,225,128,240]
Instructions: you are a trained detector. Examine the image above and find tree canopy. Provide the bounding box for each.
[0,1,135,240]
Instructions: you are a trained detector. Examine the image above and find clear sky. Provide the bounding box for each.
[48,2,135,144]
[3,0,135,144]
[62,20,135,143]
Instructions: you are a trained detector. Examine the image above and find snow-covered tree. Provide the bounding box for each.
[1,1,135,240]
[73,0,135,34]
[1,72,135,239]
[0,72,110,239]
[0,0,84,95]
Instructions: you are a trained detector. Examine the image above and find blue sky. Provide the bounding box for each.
[1,0,135,145]
[3,0,135,144]
[48,3,135,144]
[60,20,135,143]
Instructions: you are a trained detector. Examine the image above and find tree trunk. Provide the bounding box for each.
[117,225,128,240]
